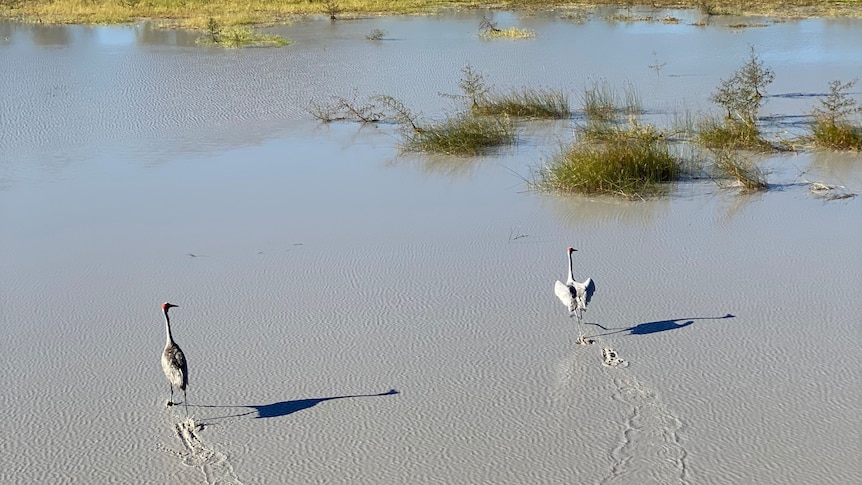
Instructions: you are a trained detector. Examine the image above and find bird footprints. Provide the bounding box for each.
[602,347,628,368]
[576,335,595,346]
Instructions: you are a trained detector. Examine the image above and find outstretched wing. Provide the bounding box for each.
[554,280,576,312]
[583,278,596,305]
[572,278,596,311]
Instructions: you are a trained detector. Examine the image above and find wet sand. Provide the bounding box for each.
[1,10,861,484]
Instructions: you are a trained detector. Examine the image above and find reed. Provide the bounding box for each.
[582,81,641,123]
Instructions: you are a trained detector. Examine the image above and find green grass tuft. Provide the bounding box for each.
[533,120,682,198]
[582,81,641,123]
[696,117,772,150]
[404,114,515,155]
[811,118,862,150]
[196,26,290,48]
[474,88,570,119]
[479,27,536,39]
[711,150,768,191]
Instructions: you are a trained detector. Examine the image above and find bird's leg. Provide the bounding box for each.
[575,311,592,346]
[167,386,174,407]
[183,390,188,416]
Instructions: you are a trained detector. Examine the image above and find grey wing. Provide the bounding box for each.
[583,278,596,305]
[163,345,189,390]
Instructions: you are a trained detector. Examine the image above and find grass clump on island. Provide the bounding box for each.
[810,79,862,150]
[535,120,682,198]
[478,17,535,39]
[533,84,683,199]
[457,65,570,119]
[405,114,516,156]
[197,18,290,48]
[697,46,775,151]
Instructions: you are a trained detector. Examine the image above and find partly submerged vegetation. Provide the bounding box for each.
[2,1,860,27]
[696,117,773,151]
[478,17,535,39]
[582,80,641,123]
[532,84,684,199]
[196,18,290,48]
[405,114,516,156]
[310,50,858,198]
[534,119,683,198]
[710,150,768,191]
[309,65,567,155]
[479,26,535,39]
[810,80,862,150]
[472,88,568,118]
[698,46,774,150]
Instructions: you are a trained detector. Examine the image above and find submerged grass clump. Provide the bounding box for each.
[810,80,862,150]
[697,117,772,150]
[479,27,536,39]
[405,114,515,156]
[582,81,642,123]
[475,88,570,119]
[811,120,862,150]
[196,22,290,48]
[534,121,682,198]
[711,150,768,191]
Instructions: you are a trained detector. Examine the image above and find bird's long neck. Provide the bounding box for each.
[567,251,575,284]
[164,310,174,346]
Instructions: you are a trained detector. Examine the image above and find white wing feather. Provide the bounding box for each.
[554,280,576,312]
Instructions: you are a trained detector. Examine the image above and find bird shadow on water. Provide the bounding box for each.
[192,389,399,425]
[590,314,735,337]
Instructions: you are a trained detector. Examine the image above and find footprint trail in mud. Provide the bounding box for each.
[161,418,245,485]
[601,373,690,485]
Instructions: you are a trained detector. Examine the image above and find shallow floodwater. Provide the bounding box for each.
[2,9,861,485]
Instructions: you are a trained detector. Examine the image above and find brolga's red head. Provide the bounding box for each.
[567,247,577,254]
[162,302,178,311]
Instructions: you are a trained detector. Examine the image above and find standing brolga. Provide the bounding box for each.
[554,247,597,345]
[161,302,189,414]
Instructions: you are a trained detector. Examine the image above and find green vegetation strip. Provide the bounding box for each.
[2,1,860,27]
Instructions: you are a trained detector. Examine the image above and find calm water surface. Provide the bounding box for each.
[1,10,861,485]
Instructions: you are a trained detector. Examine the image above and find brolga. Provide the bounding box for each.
[161,302,189,414]
[554,247,597,345]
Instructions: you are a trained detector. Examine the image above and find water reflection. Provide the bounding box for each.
[133,21,199,47]
[31,24,71,46]
[542,192,670,227]
[0,22,10,45]
[809,150,862,188]
[414,153,489,179]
